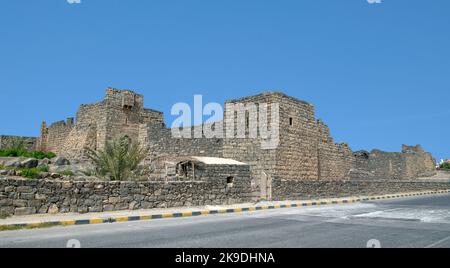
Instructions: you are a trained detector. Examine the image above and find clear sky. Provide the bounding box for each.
[0,0,449,160]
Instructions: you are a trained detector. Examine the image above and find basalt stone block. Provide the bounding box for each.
[54,157,70,166]
[0,199,13,206]
[14,207,36,216]
[20,158,39,169]
[88,206,102,213]
[38,205,49,214]
[103,204,115,211]
[12,199,27,207]
[17,186,33,193]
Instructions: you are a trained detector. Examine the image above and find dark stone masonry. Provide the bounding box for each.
[1,87,448,216]
[0,177,253,216]
[272,179,449,201]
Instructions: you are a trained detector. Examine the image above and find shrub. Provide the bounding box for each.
[37,165,49,173]
[29,151,56,159]
[86,136,148,181]
[19,166,49,179]
[0,149,56,160]
[0,165,13,171]
[20,168,40,179]
[0,148,27,157]
[440,162,450,170]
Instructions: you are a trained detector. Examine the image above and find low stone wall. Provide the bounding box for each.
[272,178,450,200]
[2,176,449,216]
[0,177,253,216]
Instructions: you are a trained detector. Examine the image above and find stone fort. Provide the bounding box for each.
[25,87,436,186]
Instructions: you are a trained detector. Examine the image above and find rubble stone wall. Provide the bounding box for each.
[352,150,437,180]
[272,178,450,200]
[317,122,355,180]
[0,176,253,216]
[144,124,224,159]
[45,120,74,154]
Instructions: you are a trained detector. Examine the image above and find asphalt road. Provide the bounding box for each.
[1,194,450,248]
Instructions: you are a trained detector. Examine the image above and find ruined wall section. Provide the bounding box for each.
[317,121,355,180]
[403,151,436,178]
[351,146,437,180]
[60,127,98,160]
[37,88,165,158]
[44,119,75,154]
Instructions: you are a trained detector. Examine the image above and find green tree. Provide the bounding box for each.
[440,162,450,170]
[86,136,148,181]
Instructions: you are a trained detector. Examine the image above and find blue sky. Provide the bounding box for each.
[0,0,449,160]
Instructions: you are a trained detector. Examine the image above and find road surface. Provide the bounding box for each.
[1,194,450,248]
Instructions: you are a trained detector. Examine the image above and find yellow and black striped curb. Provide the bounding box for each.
[1,189,449,232]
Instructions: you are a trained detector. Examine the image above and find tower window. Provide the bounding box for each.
[289,117,293,126]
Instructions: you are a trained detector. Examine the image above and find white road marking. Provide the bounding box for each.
[353,208,450,223]
[425,235,450,248]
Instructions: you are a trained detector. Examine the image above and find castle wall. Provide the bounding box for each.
[59,127,98,160]
[142,124,223,159]
[141,109,165,126]
[31,88,438,186]
[76,103,105,129]
[317,122,355,180]
[351,148,437,180]
[45,120,74,154]
[36,88,165,158]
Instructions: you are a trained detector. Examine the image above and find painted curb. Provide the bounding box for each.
[1,189,449,231]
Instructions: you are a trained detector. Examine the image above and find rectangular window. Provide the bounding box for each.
[227,176,234,187]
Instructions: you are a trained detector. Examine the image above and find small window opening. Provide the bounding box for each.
[227,176,234,187]
[289,117,293,126]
